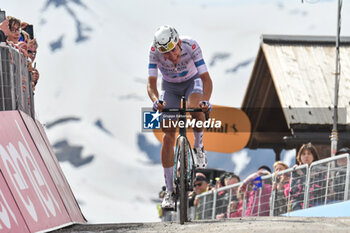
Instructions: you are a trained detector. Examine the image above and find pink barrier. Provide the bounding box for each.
[32,115,85,223]
[0,172,30,233]
[0,111,85,233]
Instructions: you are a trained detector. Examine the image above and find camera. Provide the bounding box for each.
[0,9,6,23]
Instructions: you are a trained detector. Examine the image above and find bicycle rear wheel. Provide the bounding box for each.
[178,136,188,224]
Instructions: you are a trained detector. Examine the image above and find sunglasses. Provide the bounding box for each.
[10,27,21,33]
[194,182,203,187]
[28,50,37,56]
[157,41,176,53]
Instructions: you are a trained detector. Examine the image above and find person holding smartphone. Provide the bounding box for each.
[239,166,272,216]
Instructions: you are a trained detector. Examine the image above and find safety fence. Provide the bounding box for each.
[0,43,34,117]
[162,154,350,221]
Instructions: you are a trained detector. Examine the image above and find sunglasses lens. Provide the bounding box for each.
[158,46,167,52]
[167,41,175,51]
[157,41,176,53]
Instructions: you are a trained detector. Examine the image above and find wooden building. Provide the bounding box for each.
[242,35,350,160]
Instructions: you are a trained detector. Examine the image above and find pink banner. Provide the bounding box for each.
[0,172,30,233]
[0,111,71,232]
[19,111,85,223]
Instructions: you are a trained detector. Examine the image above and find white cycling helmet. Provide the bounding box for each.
[153,25,179,53]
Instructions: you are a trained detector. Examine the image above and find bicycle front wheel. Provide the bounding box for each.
[178,136,188,224]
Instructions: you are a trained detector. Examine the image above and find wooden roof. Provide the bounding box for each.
[242,35,350,150]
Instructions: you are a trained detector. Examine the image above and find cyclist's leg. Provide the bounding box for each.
[186,74,205,148]
[189,93,205,149]
[186,74,208,168]
[161,126,176,192]
[161,81,181,193]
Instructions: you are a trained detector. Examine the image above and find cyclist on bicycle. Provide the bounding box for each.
[147,25,213,209]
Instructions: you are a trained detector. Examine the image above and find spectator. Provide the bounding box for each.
[190,173,214,220]
[25,38,39,91]
[213,172,229,218]
[290,142,324,211]
[229,185,245,218]
[27,38,38,62]
[296,142,319,166]
[0,15,38,78]
[332,148,350,201]
[259,165,272,173]
[273,161,289,174]
[18,35,40,89]
[1,16,37,68]
[272,161,290,215]
[213,172,229,219]
[6,16,21,44]
[239,166,272,216]
[215,173,240,219]
[225,173,240,187]
[188,173,210,207]
[214,172,229,190]
[0,11,38,115]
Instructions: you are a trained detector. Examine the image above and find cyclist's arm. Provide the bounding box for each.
[147,76,159,102]
[200,72,212,101]
[188,38,212,101]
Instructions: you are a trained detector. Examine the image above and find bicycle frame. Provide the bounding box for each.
[161,96,207,224]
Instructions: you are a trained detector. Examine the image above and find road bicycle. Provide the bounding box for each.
[161,96,208,224]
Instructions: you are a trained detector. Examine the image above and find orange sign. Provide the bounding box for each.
[152,105,251,153]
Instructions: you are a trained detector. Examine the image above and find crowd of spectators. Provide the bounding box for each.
[157,142,350,220]
[0,14,39,92]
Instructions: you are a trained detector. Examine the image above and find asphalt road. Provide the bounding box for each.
[51,217,350,233]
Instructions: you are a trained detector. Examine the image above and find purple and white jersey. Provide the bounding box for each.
[148,37,208,83]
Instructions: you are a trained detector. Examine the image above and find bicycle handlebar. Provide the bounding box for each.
[160,108,204,113]
[159,100,209,120]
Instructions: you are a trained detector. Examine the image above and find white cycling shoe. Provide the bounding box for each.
[193,147,208,168]
[161,191,175,209]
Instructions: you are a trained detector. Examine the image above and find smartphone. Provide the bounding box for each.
[24,25,34,39]
[19,34,24,42]
[0,10,6,23]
